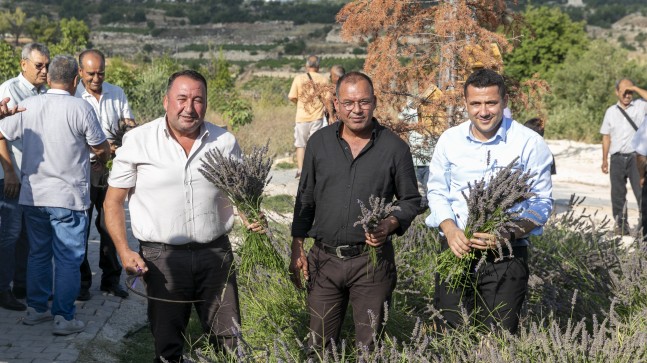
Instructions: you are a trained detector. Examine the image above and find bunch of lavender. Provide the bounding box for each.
[436,157,538,289]
[354,195,401,268]
[199,142,285,276]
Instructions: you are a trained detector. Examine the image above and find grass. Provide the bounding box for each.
[274,161,296,170]
[233,101,295,158]
[263,194,295,214]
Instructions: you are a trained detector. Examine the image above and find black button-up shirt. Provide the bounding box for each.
[292,119,421,246]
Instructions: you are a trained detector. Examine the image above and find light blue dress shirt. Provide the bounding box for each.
[425,117,553,243]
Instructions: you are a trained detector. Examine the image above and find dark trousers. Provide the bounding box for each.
[80,184,122,289]
[434,245,529,334]
[610,153,641,227]
[306,242,397,356]
[139,237,241,363]
[13,220,29,291]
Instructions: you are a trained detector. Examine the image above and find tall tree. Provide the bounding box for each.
[0,7,28,46]
[337,0,515,136]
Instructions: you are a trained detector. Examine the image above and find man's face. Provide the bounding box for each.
[79,53,105,94]
[163,76,207,137]
[334,79,376,134]
[20,51,49,87]
[465,84,508,141]
[616,79,634,107]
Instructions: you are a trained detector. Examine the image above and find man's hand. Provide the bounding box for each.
[239,212,267,234]
[440,219,471,258]
[119,249,148,276]
[3,169,19,199]
[365,216,399,246]
[470,232,500,250]
[289,238,308,289]
[0,97,25,120]
[601,159,609,174]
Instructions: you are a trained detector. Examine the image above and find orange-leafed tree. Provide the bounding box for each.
[336,0,531,159]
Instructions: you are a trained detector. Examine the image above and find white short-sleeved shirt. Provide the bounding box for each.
[600,99,647,155]
[75,81,134,138]
[0,73,47,179]
[108,117,240,244]
[0,89,106,210]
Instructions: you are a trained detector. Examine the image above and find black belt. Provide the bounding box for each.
[612,152,635,157]
[314,240,366,259]
[139,235,228,251]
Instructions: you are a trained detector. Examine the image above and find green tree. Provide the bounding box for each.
[48,18,90,56]
[128,57,180,123]
[25,15,59,44]
[546,40,647,142]
[0,41,19,81]
[0,7,28,46]
[504,6,589,81]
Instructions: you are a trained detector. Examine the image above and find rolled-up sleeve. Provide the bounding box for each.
[519,137,553,232]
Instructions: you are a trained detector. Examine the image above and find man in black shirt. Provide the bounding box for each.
[290,72,421,355]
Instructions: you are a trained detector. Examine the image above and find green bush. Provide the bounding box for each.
[0,41,19,81]
[240,76,292,107]
[128,57,180,123]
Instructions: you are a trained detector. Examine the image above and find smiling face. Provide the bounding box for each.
[464,84,508,141]
[334,78,376,137]
[163,75,207,138]
[79,53,105,95]
[21,50,50,88]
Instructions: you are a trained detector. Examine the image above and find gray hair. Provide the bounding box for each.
[48,55,78,84]
[331,65,346,77]
[21,43,50,60]
[616,78,634,90]
[306,55,320,68]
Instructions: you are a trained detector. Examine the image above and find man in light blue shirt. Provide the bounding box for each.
[0,43,49,311]
[426,69,553,334]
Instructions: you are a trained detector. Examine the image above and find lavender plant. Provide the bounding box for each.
[436,157,538,289]
[354,195,401,268]
[199,142,285,276]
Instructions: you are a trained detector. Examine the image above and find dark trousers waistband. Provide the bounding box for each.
[139,235,228,251]
[612,152,635,157]
[314,240,367,259]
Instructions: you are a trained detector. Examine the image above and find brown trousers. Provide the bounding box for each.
[306,241,397,357]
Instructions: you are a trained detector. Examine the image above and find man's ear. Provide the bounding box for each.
[163,95,168,112]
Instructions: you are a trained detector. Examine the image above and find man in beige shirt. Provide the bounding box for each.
[289,55,330,178]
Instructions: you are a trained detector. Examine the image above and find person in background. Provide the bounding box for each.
[76,49,135,300]
[0,42,50,310]
[600,79,647,235]
[0,55,110,335]
[288,55,329,178]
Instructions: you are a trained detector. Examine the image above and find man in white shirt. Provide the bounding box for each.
[600,79,647,234]
[75,49,135,300]
[0,55,110,335]
[104,70,259,362]
[0,43,49,310]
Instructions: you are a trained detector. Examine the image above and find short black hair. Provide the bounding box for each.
[166,70,207,93]
[524,117,544,137]
[335,71,374,97]
[464,68,506,100]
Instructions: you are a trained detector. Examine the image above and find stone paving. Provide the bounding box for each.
[0,209,147,363]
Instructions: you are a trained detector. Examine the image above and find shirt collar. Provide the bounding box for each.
[617,99,636,109]
[335,118,381,140]
[46,89,71,96]
[18,73,46,94]
[77,82,108,98]
[466,116,510,143]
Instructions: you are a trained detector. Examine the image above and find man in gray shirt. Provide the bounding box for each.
[0,42,49,311]
[0,55,110,335]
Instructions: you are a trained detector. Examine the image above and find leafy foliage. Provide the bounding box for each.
[546,40,647,142]
[0,41,19,81]
[504,6,589,82]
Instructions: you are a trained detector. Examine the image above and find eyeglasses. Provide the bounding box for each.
[27,59,49,71]
[339,99,373,111]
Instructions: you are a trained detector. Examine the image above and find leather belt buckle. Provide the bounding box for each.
[335,245,351,259]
